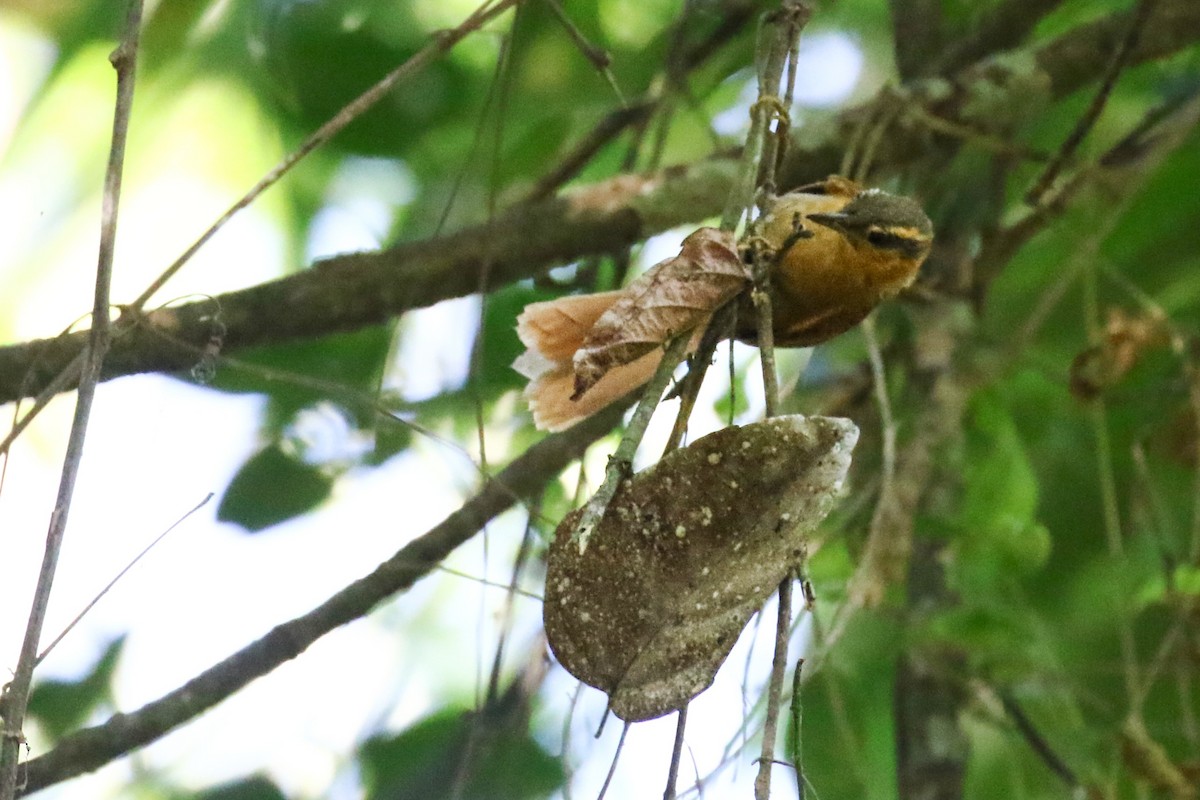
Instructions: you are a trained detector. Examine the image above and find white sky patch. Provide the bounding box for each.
[389,295,480,402]
[639,227,688,268]
[792,31,864,106]
[287,401,374,465]
[0,20,55,155]
[306,157,416,261]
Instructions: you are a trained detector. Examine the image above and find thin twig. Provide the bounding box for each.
[663,303,736,454]
[754,582,793,800]
[523,0,755,204]
[560,682,583,800]
[1001,89,1200,347]
[847,89,903,183]
[721,3,812,231]
[433,565,543,600]
[1176,670,1199,751]
[36,494,213,666]
[0,360,86,460]
[484,502,539,704]
[460,15,518,733]
[123,317,576,532]
[1132,618,1187,715]
[0,3,142,797]
[862,316,897,503]
[1025,0,1158,205]
[998,692,1080,788]
[522,103,654,203]
[930,0,1067,74]
[541,0,626,105]
[905,104,1052,163]
[664,707,688,800]
[596,723,629,800]
[751,254,781,418]
[569,334,691,549]
[434,18,516,238]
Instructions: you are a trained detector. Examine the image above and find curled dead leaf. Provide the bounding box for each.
[1070,307,1169,400]
[543,415,858,722]
[570,227,747,399]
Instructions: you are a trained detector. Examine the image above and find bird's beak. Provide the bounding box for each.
[805,211,848,231]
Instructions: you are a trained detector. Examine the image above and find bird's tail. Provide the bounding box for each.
[513,291,663,432]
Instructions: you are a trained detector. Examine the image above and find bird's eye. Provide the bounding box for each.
[867,229,898,247]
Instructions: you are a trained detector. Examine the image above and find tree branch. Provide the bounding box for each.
[0,0,1198,407]
[17,402,626,796]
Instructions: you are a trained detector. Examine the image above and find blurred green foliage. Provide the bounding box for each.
[360,709,563,800]
[27,638,124,742]
[218,442,334,531]
[189,776,288,800]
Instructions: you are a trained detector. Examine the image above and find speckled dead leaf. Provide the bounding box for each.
[543,415,858,722]
[571,227,747,400]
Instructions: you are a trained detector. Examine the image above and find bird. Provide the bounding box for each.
[742,176,935,346]
[514,176,935,431]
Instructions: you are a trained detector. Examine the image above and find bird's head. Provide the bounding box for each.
[806,189,934,263]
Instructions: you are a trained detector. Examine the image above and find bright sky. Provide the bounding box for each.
[0,10,863,799]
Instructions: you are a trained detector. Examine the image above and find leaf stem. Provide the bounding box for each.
[569,334,691,549]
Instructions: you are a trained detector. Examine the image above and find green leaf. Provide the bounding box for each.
[191,776,287,800]
[28,637,124,741]
[359,709,563,800]
[1135,564,1200,608]
[244,0,472,159]
[217,443,334,532]
[957,392,1050,578]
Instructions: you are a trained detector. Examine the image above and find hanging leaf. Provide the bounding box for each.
[570,227,747,399]
[543,415,858,721]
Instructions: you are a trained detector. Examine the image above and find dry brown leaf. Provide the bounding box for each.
[543,414,858,722]
[1070,306,1169,400]
[571,227,747,399]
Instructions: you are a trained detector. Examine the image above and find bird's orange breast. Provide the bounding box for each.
[741,192,922,347]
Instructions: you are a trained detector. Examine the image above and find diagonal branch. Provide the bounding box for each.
[16,401,626,796]
[0,0,1198,408]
